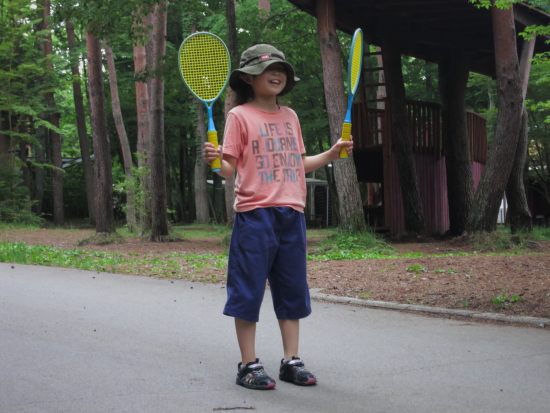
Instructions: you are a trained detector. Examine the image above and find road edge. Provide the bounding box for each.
[309,288,550,327]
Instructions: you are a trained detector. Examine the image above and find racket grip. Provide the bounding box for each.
[207,131,221,172]
[339,122,351,159]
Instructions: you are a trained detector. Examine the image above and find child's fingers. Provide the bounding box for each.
[203,143,223,163]
[332,136,354,159]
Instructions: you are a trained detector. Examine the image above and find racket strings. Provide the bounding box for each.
[349,32,363,94]
[179,35,229,101]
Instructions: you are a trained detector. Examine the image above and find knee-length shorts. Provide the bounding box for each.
[223,207,312,323]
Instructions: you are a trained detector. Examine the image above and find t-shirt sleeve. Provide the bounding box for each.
[292,109,306,155]
[222,112,244,160]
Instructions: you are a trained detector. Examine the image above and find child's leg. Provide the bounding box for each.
[278,318,317,386]
[278,319,299,359]
[235,317,257,365]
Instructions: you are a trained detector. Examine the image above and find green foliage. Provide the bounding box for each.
[434,268,458,274]
[62,162,89,219]
[0,0,60,151]
[529,226,550,240]
[114,159,150,227]
[0,240,228,282]
[319,230,394,254]
[463,231,526,252]
[470,0,523,9]
[0,164,42,225]
[490,291,525,307]
[406,265,426,272]
[402,57,439,103]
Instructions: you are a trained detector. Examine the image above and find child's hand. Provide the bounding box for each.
[329,135,354,160]
[203,142,223,164]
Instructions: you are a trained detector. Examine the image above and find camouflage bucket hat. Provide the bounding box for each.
[228,44,299,96]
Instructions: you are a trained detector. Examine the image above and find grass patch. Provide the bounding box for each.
[308,230,396,260]
[527,226,550,242]
[451,231,525,253]
[0,242,228,282]
[490,291,525,308]
[171,223,232,239]
[0,222,42,231]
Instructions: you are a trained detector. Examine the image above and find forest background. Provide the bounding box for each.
[1,0,550,240]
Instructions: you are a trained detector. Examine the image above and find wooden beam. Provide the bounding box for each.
[514,4,550,40]
[519,37,536,99]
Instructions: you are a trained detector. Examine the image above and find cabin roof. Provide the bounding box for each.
[286,0,550,77]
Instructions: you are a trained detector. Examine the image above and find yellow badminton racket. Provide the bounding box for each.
[179,32,230,172]
[340,29,364,159]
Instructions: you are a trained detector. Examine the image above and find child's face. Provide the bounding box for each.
[244,63,288,97]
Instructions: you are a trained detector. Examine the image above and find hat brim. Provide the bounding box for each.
[228,60,299,96]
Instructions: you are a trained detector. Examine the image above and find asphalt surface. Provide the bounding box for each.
[1,262,549,413]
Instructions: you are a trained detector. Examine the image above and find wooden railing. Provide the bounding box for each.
[467,110,488,164]
[351,103,385,149]
[352,100,487,164]
[407,100,442,155]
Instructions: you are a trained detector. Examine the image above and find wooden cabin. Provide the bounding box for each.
[288,0,550,234]
[351,89,488,234]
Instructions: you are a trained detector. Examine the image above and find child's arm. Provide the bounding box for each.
[302,136,353,174]
[203,142,237,178]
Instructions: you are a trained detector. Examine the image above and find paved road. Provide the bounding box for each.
[1,263,549,413]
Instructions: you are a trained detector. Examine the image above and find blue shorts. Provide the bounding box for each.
[223,207,312,323]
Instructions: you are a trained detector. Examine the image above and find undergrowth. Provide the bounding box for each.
[0,242,228,281]
[308,230,396,259]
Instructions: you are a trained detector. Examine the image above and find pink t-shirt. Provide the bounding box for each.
[222,104,307,213]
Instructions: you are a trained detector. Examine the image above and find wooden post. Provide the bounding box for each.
[519,38,536,100]
[380,30,425,234]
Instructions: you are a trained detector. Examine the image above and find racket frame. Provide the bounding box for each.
[340,28,364,159]
[178,32,230,172]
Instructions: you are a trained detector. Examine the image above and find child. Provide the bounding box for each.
[203,43,353,390]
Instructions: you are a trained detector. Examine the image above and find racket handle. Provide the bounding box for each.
[339,122,351,159]
[207,131,221,172]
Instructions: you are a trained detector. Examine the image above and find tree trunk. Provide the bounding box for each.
[467,6,523,232]
[43,0,64,225]
[18,118,31,194]
[34,115,46,215]
[148,2,169,241]
[187,141,197,221]
[104,42,137,232]
[226,0,239,68]
[145,11,155,112]
[223,89,237,226]
[438,51,474,236]
[505,37,536,233]
[381,33,425,234]
[506,106,532,233]
[315,0,366,232]
[86,30,116,235]
[176,141,186,221]
[0,116,8,168]
[223,0,239,227]
[133,9,152,232]
[67,21,96,225]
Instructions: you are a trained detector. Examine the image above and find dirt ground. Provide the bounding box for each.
[2,227,550,320]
